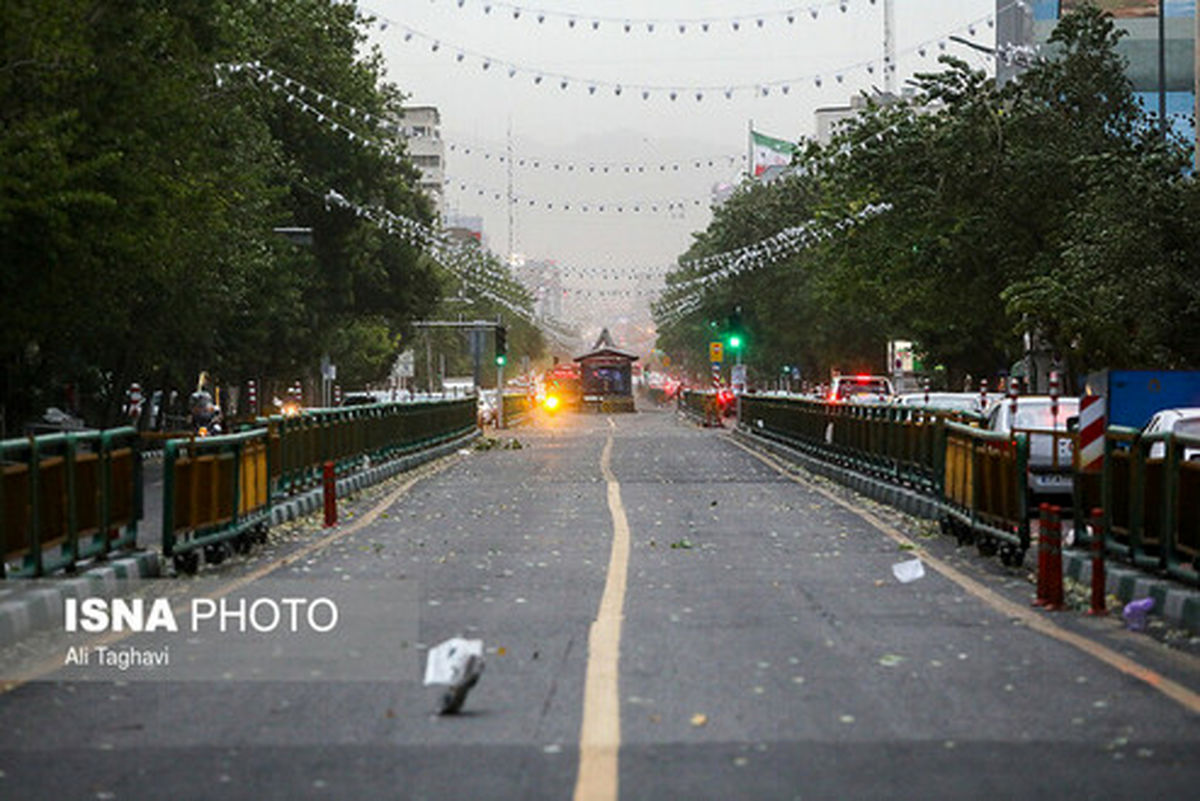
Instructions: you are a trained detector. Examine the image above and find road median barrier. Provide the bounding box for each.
[1,428,142,578]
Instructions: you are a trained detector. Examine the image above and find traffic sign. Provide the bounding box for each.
[709,341,724,363]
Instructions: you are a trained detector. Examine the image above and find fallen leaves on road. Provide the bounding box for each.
[690,713,708,727]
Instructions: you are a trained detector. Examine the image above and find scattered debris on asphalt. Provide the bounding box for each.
[425,637,485,715]
[1123,597,1155,631]
[690,713,708,727]
[474,437,524,451]
[891,558,925,584]
[670,538,694,549]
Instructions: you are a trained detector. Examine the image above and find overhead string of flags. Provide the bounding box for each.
[214,63,725,217]
[443,175,710,216]
[214,57,913,310]
[321,189,576,345]
[370,9,1006,101]
[653,203,894,325]
[388,0,880,32]
[438,139,747,175]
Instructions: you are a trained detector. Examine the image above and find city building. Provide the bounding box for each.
[398,106,445,216]
[998,1,1196,145]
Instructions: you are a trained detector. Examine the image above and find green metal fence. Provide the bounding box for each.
[2,399,476,578]
[734,393,1197,584]
[736,394,1030,566]
[162,428,271,574]
[266,399,476,496]
[158,398,477,573]
[1092,427,1200,584]
[1,428,142,577]
[502,392,533,425]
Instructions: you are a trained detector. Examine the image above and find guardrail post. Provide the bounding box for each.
[1088,507,1108,616]
[162,440,177,558]
[1035,504,1065,611]
[323,460,337,528]
[64,433,80,570]
[1035,502,1050,607]
[29,435,43,577]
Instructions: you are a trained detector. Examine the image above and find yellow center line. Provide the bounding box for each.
[1,454,459,693]
[727,434,1200,715]
[573,418,631,801]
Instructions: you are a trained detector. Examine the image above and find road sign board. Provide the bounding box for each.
[731,364,746,391]
[709,341,724,363]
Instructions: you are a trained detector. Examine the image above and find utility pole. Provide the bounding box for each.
[1158,0,1168,138]
[883,0,896,95]
[506,117,515,261]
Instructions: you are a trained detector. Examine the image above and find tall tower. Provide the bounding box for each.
[883,0,896,94]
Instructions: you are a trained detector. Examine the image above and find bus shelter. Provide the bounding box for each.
[574,329,639,413]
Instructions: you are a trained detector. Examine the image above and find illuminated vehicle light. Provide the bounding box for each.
[544,395,561,411]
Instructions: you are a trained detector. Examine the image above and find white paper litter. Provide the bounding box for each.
[891,558,925,584]
[424,637,484,686]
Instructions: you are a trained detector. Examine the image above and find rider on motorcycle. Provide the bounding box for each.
[188,390,222,435]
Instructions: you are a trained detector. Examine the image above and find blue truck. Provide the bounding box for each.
[1083,370,1200,429]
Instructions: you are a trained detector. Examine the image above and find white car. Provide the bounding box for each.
[893,392,985,417]
[1142,408,1200,460]
[986,396,1080,500]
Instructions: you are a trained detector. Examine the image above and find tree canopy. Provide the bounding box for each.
[1,0,543,431]
[654,5,1200,389]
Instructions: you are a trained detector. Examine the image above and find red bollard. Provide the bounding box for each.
[1034,502,1050,607]
[1044,505,1064,611]
[323,460,337,528]
[1087,507,1107,616]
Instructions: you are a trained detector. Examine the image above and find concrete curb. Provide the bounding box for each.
[0,429,479,648]
[732,425,1200,635]
[0,551,160,648]
[1062,550,1200,633]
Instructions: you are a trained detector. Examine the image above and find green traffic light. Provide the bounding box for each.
[495,355,507,367]
[728,334,742,350]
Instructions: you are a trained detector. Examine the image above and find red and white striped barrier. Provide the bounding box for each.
[1078,395,1105,473]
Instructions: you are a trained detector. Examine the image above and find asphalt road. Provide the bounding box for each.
[0,407,1197,800]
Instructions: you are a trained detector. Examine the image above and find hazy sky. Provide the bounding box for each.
[362,1,996,323]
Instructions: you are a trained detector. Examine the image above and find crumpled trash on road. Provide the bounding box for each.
[891,558,925,584]
[425,637,485,714]
[1122,597,1155,631]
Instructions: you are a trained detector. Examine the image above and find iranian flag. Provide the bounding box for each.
[751,130,796,176]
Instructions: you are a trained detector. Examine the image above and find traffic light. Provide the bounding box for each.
[725,309,745,352]
[494,325,508,367]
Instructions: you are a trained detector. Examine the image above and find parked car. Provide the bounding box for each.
[1142,407,1200,460]
[829,375,895,404]
[893,392,985,418]
[986,396,1080,503]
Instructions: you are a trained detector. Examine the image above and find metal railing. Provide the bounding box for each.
[1,428,142,577]
[732,392,1196,585]
[2,398,477,578]
[1088,427,1200,584]
[501,392,533,425]
[733,393,1029,565]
